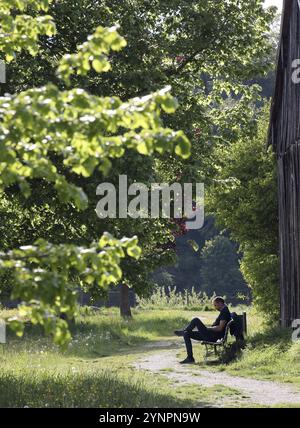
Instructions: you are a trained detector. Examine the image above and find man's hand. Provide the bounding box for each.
[209,320,227,333]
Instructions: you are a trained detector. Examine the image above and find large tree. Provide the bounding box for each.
[0,0,191,343]
[0,0,276,333]
[6,0,276,178]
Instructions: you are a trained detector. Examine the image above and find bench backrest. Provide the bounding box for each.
[230,312,247,339]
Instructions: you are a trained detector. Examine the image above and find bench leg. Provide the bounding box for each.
[204,344,215,360]
[204,344,209,360]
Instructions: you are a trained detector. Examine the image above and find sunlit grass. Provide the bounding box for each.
[1,305,299,407]
[0,307,205,407]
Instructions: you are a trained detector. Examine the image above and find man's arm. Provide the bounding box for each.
[208,320,226,333]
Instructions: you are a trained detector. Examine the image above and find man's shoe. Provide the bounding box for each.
[179,357,195,364]
[174,330,186,336]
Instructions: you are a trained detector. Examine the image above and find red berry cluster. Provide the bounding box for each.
[173,217,188,237]
[194,127,202,138]
[158,218,188,252]
[175,55,185,63]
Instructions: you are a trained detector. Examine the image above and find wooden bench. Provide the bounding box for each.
[200,312,247,360]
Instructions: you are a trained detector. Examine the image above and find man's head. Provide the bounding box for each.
[212,296,225,311]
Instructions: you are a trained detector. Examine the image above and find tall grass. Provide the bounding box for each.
[0,370,194,408]
[136,286,215,311]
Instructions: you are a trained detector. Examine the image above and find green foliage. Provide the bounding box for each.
[2,0,276,309]
[6,0,276,184]
[136,286,214,311]
[156,217,248,302]
[1,233,141,345]
[208,107,279,320]
[200,235,249,299]
[240,250,279,321]
[57,25,127,84]
[0,0,279,342]
[0,1,190,344]
[0,0,56,61]
[0,81,189,206]
[152,271,175,289]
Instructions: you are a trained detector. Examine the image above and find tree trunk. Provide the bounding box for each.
[120,284,132,318]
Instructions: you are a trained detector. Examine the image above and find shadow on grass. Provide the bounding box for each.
[64,313,189,359]
[247,325,292,348]
[203,342,245,366]
[72,312,191,336]
[0,370,205,408]
[66,339,182,360]
[5,313,187,360]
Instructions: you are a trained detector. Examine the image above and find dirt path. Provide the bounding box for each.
[133,348,300,407]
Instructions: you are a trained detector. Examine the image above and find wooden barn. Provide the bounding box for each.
[268,0,300,326]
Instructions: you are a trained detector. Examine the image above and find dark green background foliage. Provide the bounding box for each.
[0,1,280,323]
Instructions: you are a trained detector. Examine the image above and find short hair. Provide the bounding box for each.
[212,296,225,304]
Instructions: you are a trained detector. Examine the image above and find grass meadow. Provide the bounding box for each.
[0,303,300,408]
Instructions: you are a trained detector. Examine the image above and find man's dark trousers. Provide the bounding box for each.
[183,318,218,359]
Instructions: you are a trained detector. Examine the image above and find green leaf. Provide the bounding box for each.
[137,141,151,155]
[187,240,199,252]
[92,58,111,73]
[175,134,191,159]
[161,96,179,114]
[127,246,142,259]
[8,319,25,338]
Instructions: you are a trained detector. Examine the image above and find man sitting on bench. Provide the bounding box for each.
[174,296,231,364]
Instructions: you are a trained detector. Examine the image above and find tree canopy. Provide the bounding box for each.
[0,0,279,342]
[0,0,191,344]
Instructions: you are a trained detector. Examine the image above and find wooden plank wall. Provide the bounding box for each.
[269,0,300,326]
